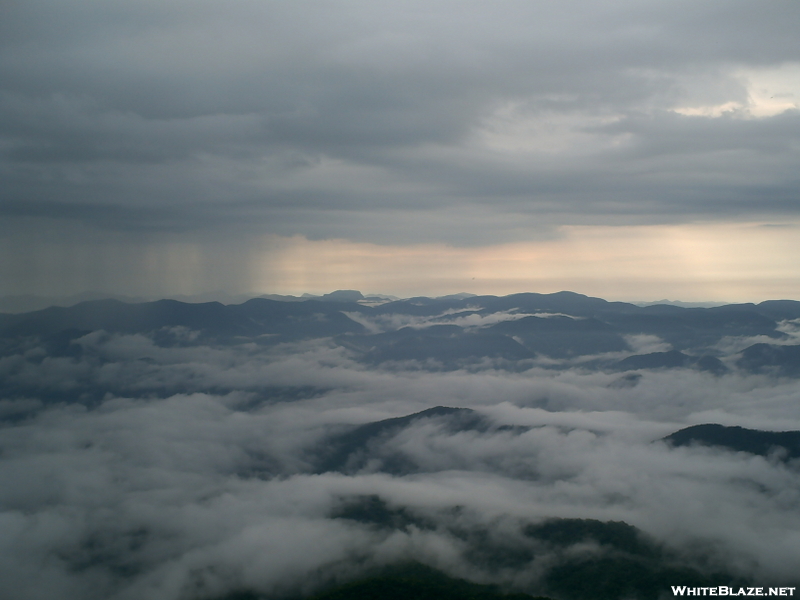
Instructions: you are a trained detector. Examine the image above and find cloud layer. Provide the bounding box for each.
[2,1,800,297]
[2,294,800,599]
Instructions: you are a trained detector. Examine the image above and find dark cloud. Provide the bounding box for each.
[2,0,799,258]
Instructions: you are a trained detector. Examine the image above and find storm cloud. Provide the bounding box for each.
[1,1,800,298]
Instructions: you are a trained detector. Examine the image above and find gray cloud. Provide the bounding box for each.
[2,0,800,255]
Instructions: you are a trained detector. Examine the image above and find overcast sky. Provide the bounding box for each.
[2,0,799,301]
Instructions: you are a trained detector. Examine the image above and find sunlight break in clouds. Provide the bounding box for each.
[251,222,800,302]
[4,220,798,302]
[673,63,800,118]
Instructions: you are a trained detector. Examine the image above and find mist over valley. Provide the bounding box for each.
[2,291,800,600]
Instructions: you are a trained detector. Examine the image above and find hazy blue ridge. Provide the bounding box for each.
[664,424,800,460]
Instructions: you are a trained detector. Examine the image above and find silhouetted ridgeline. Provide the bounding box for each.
[664,424,800,460]
[213,563,552,600]
[2,291,800,378]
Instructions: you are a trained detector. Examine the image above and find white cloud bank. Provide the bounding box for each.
[2,330,800,599]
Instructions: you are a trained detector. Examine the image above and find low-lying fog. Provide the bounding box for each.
[1,293,799,599]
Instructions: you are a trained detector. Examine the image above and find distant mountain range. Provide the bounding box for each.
[0,289,405,314]
[2,291,800,382]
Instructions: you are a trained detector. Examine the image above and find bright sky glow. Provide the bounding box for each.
[674,63,800,118]
[244,222,800,302]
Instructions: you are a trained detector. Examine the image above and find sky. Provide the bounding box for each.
[2,0,800,302]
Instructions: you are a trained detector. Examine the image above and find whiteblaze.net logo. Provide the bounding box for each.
[672,587,796,597]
